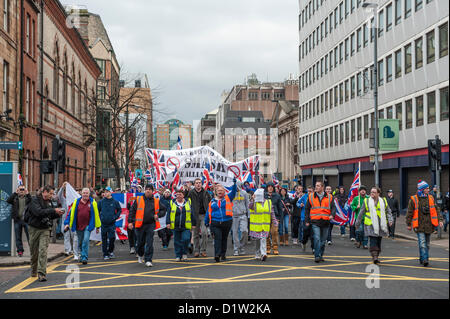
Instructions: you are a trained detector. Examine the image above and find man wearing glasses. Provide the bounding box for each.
[7,186,32,257]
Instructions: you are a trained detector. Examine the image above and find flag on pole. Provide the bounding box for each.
[177,136,183,150]
[331,168,360,226]
[17,174,23,186]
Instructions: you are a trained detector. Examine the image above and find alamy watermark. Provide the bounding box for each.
[365,264,380,289]
[65,264,80,289]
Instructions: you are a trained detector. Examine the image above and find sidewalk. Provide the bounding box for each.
[394,214,449,249]
[0,239,66,268]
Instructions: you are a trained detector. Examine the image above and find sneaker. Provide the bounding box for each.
[130,247,136,254]
[176,257,181,262]
[38,273,47,282]
[182,255,188,261]
[82,260,87,265]
[200,252,207,257]
[194,252,200,258]
[363,245,368,249]
[255,255,261,260]
[341,234,346,237]
[73,255,79,261]
[233,251,239,256]
[138,256,144,264]
[423,260,429,267]
[104,256,110,261]
[109,253,115,259]
[293,239,298,245]
[261,255,267,261]
[145,261,153,267]
[350,238,356,242]
[327,241,332,245]
[314,257,320,263]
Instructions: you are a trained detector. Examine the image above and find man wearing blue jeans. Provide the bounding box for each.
[64,188,101,265]
[305,181,336,263]
[98,187,122,260]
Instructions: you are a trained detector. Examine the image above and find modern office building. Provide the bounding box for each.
[154,119,193,150]
[297,0,448,209]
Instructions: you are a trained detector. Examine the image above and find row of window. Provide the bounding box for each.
[299,0,437,87]
[299,21,448,120]
[237,91,286,101]
[299,86,448,154]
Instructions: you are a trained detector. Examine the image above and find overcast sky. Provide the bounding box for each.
[71,0,299,127]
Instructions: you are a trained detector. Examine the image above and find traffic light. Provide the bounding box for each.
[40,160,54,174]
[428,136,442,172]
[52,136,66,174]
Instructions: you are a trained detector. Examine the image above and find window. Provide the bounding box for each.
[363,68,369,93]
[364,115,369,138]
[329,127,334,147]
[395,49,402,78]
[378,9,384,37]
[325,18,328,36]
[357,72,362,97]
[379,109,385,120]
[325,129,329,148]
[329,88,333,108]
[350,119,355,142]
[405,43,412,73]
[416,95,424,126]
[334,47,338,67]
[415,37,423,69]
[321,131,324,149]
[330,12,333,32]
[345,80,349,102]
[325,91,328,110]
[396,102,403,130]
[261,92,270,100]
[335,125,339,146]
[427,30,435,64]
[26,14,30,54]
[2,61,9,113]
[339,43,343,64]
[345,0,349,18]
[351,0,356,13]
[357,117,362,140]
[351,76,356,99]
[363,24,368,47]
[31,20,35,58]
[351,33,355,55]
[406,99,413,128]
[339,2,343,23]
[25,78,30,122]
[325,55,328,74]
[395,0,402,25]
[357,28,362,51]
[441,87,449,121]
[345,38,349,60]
[378,60,384,86]
[427,91,436,123]
[3,0,9,32]
[386,55,393,83]
[387,106,393,119]
[386,3,393,32]
[248,92,258,100]
[329,51,333,71]
[405,0,412,18]
[415,0,422,11]
[339,83,344,104]
[334,7,338,28]
[439,23,448,58]
[345,122,349,144]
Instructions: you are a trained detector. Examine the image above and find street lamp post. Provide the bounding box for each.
[362,2,380,187]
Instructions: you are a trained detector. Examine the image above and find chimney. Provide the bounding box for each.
[135,80,141,88]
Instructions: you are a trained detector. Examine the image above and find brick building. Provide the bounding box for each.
[21,0,101,190]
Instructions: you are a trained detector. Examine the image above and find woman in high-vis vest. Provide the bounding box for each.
[166,188,196,262]
[406,180,443,267]
[249,189,274,261]
[355,187,393,264]
[204,180,237,262]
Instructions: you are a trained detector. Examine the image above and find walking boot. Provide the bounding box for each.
[285,234,289,246]
[280,234,285,246]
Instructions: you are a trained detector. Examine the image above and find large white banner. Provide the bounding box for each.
[145,146,260,187]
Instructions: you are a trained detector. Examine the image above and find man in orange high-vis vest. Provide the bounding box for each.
[305,181,336,263]
[129,184,167,267]
[406,180,443,267]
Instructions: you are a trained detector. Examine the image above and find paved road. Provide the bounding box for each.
[1,228,448,299]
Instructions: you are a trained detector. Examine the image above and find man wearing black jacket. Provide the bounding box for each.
[26,185,64,281]
[187,179,212,257]
[7,186,32,257]
[264,182,284,255]
[128,184,167,267]
[386,190,400,239]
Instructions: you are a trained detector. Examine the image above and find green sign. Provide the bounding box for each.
[0,141,22,150]
[379,119,399,151]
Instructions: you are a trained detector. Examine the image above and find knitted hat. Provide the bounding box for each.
[417,180,429,190]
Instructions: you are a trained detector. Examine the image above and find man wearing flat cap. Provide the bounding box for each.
[386,189,400,239]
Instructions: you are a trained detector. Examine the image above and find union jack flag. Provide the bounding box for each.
[239,171,255,188]
[346,168,360,226]
[17,173,23,186]
[145,169,152,180]
[202,160,214,190]
[272,174,280,187]
[243,155,259,179]
[146,149,168,181]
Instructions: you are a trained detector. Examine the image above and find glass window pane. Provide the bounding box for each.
[415,37,423,69]
[387,106,393,119]
[405,0,412,18]
[396,102,403,130]
[427,30,435,64]
[386,4,393,31]
[395,49,402,78]
[441,87,449,121]
[416,96,424,127]
[406,99,413,128]
[395,0,402,25]
[405,43,412,73]
[357,117,362,140]
[439,23,448,58]
[378,10,384,37]
[378,60,384,86]
[427,91,436,124]
[415,0,422,11]
[386,55,393,82]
